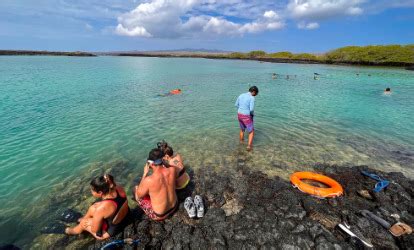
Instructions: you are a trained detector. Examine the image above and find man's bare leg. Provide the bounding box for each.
[247,131,254,151]
[239,130,245,143]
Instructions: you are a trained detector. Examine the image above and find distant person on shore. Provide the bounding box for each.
[235,86,259,151]
[158,140,190,190]
[135,148,178,221]
[65,174,130,239]
[384,87,392,95]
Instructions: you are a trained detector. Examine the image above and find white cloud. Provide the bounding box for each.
[115,23,152,37]
[264,10,279,19]
[297,21,319,29]
[346,7,363,15]
[115,0,284,38]
[85,23,93,30]
[287,0,365,20]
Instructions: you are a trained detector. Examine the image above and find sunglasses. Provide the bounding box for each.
[147,159,163,165]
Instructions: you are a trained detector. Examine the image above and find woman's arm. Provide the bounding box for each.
[172,154,184,169]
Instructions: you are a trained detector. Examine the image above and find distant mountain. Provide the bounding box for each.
[149,48,233,53]
[98,48,233,55]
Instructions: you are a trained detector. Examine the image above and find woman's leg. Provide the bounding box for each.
[65,217,90,235]
[65,217,110,240]
[84,226,110,240]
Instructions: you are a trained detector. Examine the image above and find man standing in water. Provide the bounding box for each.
[235,86,259,151]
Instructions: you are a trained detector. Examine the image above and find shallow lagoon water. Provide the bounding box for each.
[0,56,413,246]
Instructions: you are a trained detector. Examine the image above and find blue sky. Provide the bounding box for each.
[0,0,413,52]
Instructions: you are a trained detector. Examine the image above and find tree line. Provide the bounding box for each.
[225,45,414,66]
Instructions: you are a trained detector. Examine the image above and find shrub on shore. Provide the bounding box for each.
[247,50,266,58]
[268,51,294,59]
[292,53,319,61]
[325,45,414,65]
[222,45,414,66]
[228,52,248,59]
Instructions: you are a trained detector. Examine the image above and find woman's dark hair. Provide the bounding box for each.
[385,87,391,91]
[249,86,259,94]
[157,140,168,151]
[164,145,174,157]
[157,140,173,156]
[90,174,115,194]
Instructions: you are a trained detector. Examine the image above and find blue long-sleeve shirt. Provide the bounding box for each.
[235,92,255,115]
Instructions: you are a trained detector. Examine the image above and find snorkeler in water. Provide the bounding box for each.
[158,89,182,97]
[384,87,392,95]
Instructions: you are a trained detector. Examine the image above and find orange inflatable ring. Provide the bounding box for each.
[290,172,343,198]
[169,89,182,95]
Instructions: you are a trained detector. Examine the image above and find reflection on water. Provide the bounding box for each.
[0,56,413,246]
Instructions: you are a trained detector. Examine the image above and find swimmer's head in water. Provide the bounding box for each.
[148,148,164,165]
[385,88,391,92]
[249,86,259,96]
[90,174,114,195]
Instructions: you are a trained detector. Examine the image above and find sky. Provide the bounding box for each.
[0,0,413,52]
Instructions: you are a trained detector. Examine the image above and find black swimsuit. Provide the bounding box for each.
[98,190,129,237]
[153,200,179,217]
[178,167,186,177]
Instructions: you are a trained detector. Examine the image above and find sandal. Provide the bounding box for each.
[194,195,205,218]
[184,197,196,218]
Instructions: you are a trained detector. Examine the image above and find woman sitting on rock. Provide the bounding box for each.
[158,141,190,190]
[65,174,130,239]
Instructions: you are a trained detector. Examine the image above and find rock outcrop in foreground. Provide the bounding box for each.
[34,164,414,249]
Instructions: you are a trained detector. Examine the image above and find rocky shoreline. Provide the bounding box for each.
[115,53,414,68]
[0,50,96,57]
[25,162,413,249]
[1,50,412,68]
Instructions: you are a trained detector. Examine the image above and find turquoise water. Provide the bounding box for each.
[0,56,413,246]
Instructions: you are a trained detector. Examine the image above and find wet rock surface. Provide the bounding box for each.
[36,164,413,249]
